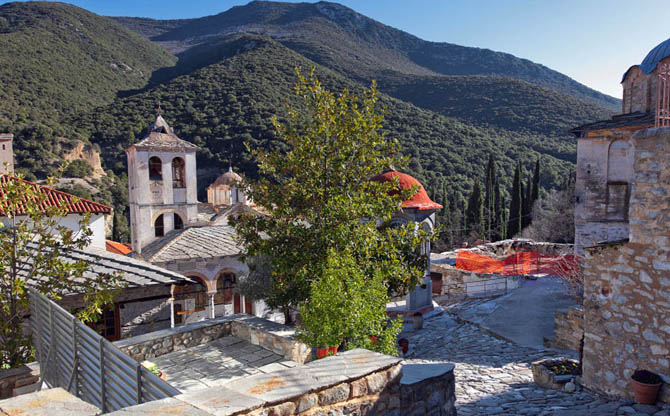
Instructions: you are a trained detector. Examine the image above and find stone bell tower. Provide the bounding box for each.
[125,113,199,255]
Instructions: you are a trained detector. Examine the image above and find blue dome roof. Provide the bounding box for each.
[641,38,670,74]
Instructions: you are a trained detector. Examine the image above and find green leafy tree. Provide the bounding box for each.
[299,249,401,355]
[0,174,125,368]
[232,69,430,351]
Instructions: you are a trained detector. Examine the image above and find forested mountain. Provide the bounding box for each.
[113,1,620,111]
[72,35,576,200]
[0,1,618,242]
[0,1,176,179]
[0,2,175,130]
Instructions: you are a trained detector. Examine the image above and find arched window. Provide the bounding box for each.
[172,157,185,188]
[149,156,162,180]
[154,214,164,237]
[174,213,184,230]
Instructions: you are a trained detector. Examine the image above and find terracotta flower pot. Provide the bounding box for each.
[316,347,329,359]
[398,338,409,354]
[632,378,661,404]
[328,345,338,356]
[159,371,167,381]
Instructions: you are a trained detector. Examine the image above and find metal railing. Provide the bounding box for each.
[29,288,180,413]
[441,275,522,299]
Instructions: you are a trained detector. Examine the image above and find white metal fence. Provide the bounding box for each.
[29,288,180,413]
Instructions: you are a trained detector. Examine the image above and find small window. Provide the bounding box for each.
[155,214,165,237]
[174,213,184,230]
[149,156,162,180]
[2,144,5,150]
[172,157,185,188]
[87,306,119,341]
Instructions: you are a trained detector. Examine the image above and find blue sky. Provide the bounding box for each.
[4,0,670,98]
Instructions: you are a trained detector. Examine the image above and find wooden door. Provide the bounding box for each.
[234,293,241,314]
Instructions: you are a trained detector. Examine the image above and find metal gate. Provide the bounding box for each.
[29,288,180,413]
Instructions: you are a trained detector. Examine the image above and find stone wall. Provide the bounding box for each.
[581,127,670,402]
[231,315,312,364]
[114,316,231,361]
[431,266,519,299]
[114,314,311,364]
[106,350,457,416]
[0,362,40,399]
[544,306,583,351]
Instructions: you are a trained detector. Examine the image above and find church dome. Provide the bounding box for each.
[370,170,442,211]
[641,38,670,74]
[211,166,242,187]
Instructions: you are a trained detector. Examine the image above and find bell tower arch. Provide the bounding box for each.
[125,113,199,255]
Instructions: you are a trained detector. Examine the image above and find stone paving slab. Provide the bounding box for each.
[176,386,264,416]
[106,397,212,416]
[151,336,296,394]
[404,304,670,416]
[306,349,400,383]
[223,367,318,404]
[0,387,100,416]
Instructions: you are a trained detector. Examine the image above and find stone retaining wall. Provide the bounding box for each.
[432,266,519,299]
[107,349,457,416]
[545,306,583,351]
[0,362,40,399]
[114,314,311,364]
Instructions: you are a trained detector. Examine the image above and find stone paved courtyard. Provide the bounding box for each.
[152,336,297,392]
[402,307,670,416]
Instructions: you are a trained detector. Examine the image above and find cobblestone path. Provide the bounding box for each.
[402,311,669,416]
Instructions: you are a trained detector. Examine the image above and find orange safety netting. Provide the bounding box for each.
[455,250,578,276]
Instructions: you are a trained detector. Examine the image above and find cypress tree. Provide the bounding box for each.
[507,162,522,238]
[532,158,541,205]
[484,154,496,241]
[521,177,530,229]
[466,182,483,238]
[494,176,502,241]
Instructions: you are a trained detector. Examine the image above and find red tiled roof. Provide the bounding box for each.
[370,170,443,211]
[106,240,132,255]
[0,174,112,216]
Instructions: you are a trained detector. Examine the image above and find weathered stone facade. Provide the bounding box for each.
[544,306,583,351]
[574,133,635,254]
[582,127,670,402]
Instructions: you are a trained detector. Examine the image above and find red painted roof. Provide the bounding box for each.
[106,240,132,255]
[370,170,443,211]
[0,174,112,216]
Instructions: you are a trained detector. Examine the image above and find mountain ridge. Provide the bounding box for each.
[111,0,619,111]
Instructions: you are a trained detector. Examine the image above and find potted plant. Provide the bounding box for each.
[631,369,662,404]
[398,338,409,354]
[141,360,166,380]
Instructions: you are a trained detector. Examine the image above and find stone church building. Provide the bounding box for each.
[572,38,670,403]
[125,114,269,325]
[571,38,670,253]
